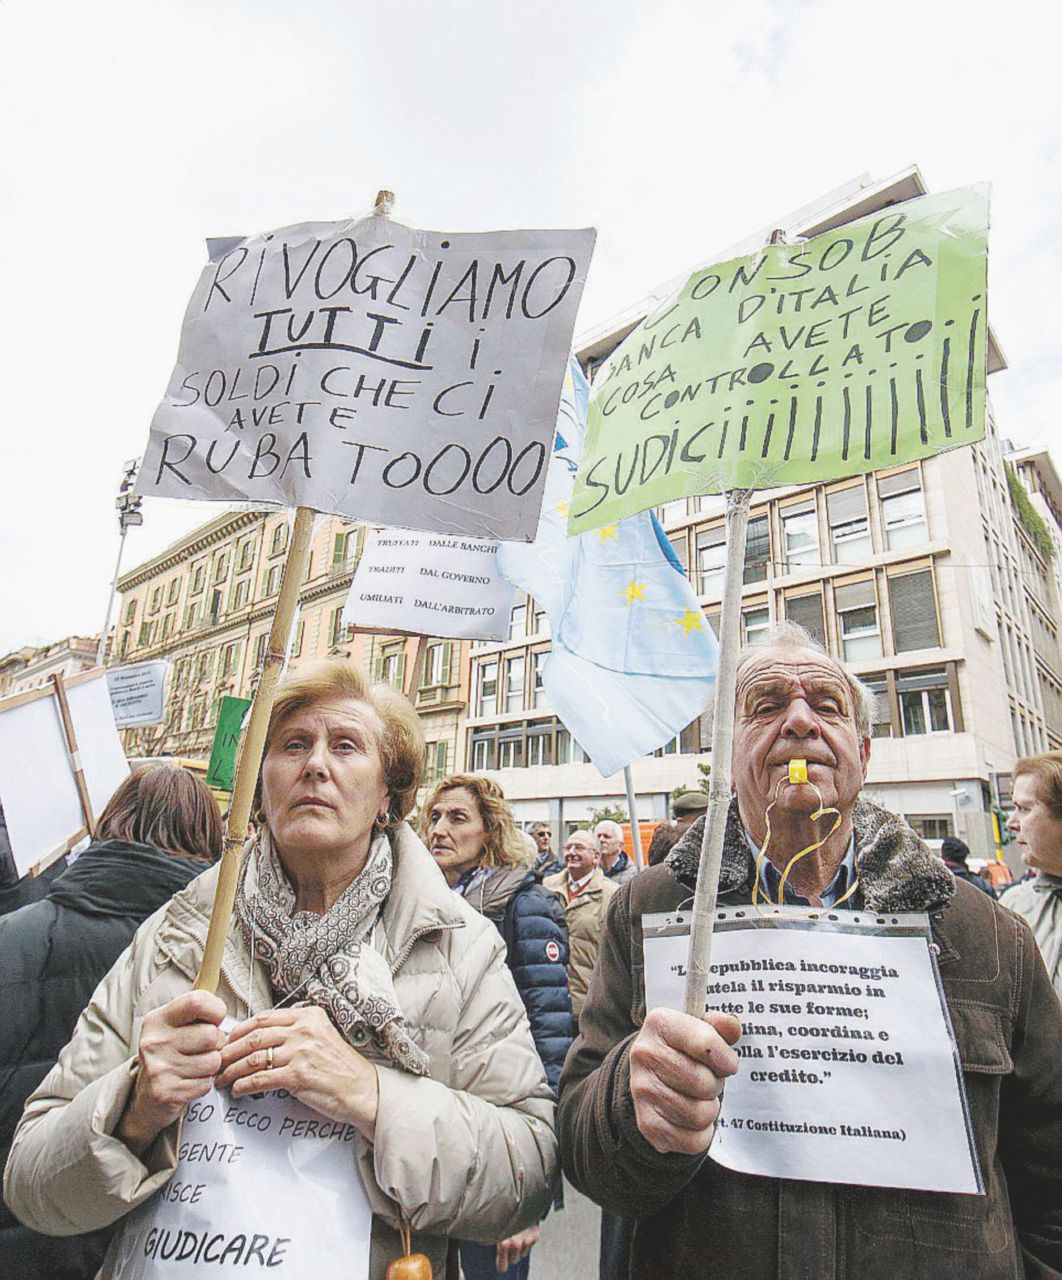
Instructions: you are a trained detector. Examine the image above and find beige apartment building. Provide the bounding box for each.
[113,511,469,792]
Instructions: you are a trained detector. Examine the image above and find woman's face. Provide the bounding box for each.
[427,787,487,886]
[261,698,389,867]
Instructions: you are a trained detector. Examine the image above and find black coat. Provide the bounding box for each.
[0,840,206,1278]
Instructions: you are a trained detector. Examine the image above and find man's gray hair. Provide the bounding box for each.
[707,621,876,736]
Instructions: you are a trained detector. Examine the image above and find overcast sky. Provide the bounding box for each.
[1,0,1059,653]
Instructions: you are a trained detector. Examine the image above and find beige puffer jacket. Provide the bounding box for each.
[4,825,557,1279]
[542,868,616,1020]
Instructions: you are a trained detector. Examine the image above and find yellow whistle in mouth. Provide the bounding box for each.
[788,759,809,785]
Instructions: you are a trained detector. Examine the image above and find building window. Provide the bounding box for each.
[183,603,198,630]
[504,655,525,711]
[124,598,137,624]
[863,674,893,737]
[196,651,214,682]
[835,580,882,661]
[213,551,229,582]
[897,668,952,735]
[471,734,494,772]
[696,526,726,596]
[888,569,941,653]
[741,606,770,646]
[878,469,927,550]
[166,578,180,606]
[660,499,687,525]
[744,514,770,585]
[332,529,360,573]
[119,631,130,659]
[423,741,448,784]
[906,815,953,844]
[531,650,549,708]
[527,727,553,767]
[498,733,523,769]
[379,644,404,686]
[422,641,451,687]
[270,522,288,556]
[262,564,282,598]
[207,589,223,625]
[253,632,269,670]
[653,735,681,756]
[827,485,871,563]
[477,661,498,716]
[508,603,527,641]
[784,591,826,648]
[781,500,818,569]
[148,587,161,615]
[530,600,550,637]
[231,578,250,611]
[138,620,155,646]
[291,619,304,657]
[237,539,255,573]
[190,564,206,596]
[556,727,586,765]
[329,608,349,646]
[220,642,240,679]
[667,532,690,574]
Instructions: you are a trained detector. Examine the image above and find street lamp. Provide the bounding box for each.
[96,459,144,667]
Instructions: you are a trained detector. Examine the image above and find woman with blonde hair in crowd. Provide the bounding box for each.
[1002,750,1062,997]
[424,774,573,1280]
[6,660,557,1278]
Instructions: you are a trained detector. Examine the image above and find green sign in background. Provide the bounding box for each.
[569,186,989,534]
[206,695,252,792]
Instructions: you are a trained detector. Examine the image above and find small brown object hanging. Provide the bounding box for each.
[385,1219,433,1280]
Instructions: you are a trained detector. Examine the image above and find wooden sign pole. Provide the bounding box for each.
[623,765,645,870]
[682,231,783,1019]
[195,506,314,992]
[50,671,96,840]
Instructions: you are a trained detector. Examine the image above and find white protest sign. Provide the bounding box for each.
[643,907,981,1194]
[344,529,516,641]
[107,661,170,728]
[110,1086,372,1278]
[136,218,596,541]
[0,673,129,876]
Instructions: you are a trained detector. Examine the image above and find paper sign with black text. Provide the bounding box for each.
[110,1085,372,1277]
[643,907,981,1194]
[344,529,516,640]
[569,186,988,532]
[107,661,170,728]
[137,218,596,540]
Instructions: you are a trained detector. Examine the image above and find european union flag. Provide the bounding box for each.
[498,357,718,777]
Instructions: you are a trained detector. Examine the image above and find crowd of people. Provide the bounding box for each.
[1,625,1061,1279]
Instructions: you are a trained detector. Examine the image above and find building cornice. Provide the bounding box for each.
[118,511,268,592]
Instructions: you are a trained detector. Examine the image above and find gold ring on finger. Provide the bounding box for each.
[265,1046,274,1071]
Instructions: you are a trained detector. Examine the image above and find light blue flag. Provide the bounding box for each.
[497,357,718,777]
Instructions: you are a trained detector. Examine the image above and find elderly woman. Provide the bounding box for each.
[423,775,573,1280]
[5,660,556,1278]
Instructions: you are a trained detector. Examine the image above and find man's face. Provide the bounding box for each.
[733,648,871,826]
[1007,775,1062,876]
[594,822,623,864]
[531,825,552,852]
[564,832,599,879]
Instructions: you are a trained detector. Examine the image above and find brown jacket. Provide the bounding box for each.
[558,800,1062,1279]
[543,867,616,1020]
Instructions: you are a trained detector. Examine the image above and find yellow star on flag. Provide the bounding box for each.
[553,502,570,517]
[621,580,647,606]
[674,609,706,637]
[594,525,619,543]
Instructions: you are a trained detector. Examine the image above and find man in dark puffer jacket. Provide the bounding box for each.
[0,764,221,1278]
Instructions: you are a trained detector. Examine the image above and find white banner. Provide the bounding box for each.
[107,661,170,728]
[136,218,596,540]
[643,907,981,1194]
[344,529,516,641]
[110,1085,372,1278]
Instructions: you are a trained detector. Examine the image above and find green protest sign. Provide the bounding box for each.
[569,186,989,534]
[205,695,252,792]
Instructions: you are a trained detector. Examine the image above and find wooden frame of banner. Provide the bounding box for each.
[0,667,104,878]
[682,230,784,1019]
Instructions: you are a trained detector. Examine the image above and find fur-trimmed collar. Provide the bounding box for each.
[666,797,955,914]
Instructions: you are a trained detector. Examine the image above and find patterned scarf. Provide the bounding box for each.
[234,829,430,1077]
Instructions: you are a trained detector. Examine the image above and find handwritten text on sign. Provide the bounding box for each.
[345,529,516,641]
[137,219,595,541]
[643,909,981,1193]
[569,186,988,532]
[111,1086,372,1276]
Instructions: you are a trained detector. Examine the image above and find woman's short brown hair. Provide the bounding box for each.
[96,765,223,862]
[264,657,424,828]
[1014,751,1062,820]
[420,774,527,869]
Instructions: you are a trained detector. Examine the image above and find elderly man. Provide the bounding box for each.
[1001,751,1062,998]
[594,820,637,884]
[558,624,1062,1278]
[544,831,617,1021]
